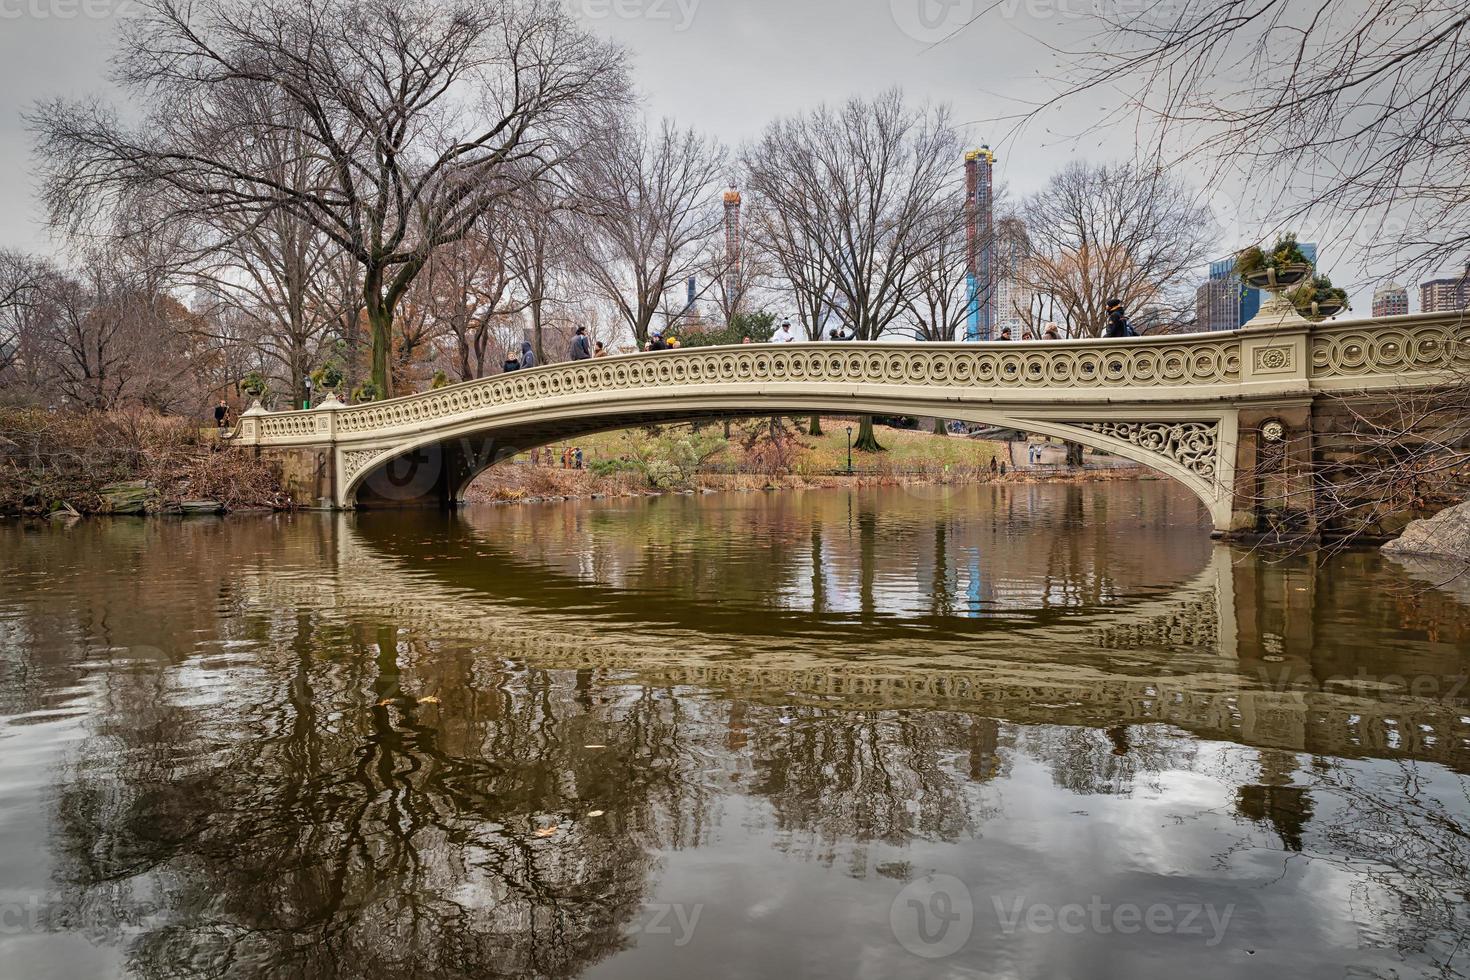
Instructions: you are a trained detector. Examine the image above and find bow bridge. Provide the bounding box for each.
[235,312,1469,536]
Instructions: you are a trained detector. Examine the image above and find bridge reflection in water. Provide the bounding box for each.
[3,482,1469,978]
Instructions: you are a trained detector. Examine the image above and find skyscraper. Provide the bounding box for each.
[1371,283,1409,317]
[1419,265,1470,313]
[722,186,742,314]
[1195,277,1240,332]
[964,147,996,341]
[1202,242,1319,328]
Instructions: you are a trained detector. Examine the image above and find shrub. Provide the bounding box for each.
[352,382,383,403]
[590,457,641,478]
[1289,274,1349,310]
[634,430,728,489]
[0,406,285,514]
[1236,234,1312,279]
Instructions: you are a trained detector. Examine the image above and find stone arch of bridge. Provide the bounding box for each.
[339,393,1236,530]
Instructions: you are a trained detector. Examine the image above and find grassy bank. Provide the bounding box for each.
[466,417,1143,503]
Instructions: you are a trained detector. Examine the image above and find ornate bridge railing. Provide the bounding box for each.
[232,312,1470,532]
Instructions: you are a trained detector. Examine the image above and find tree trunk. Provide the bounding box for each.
[530,299,546,364]
[363,265,394,397]
[932,417,948,436]
[368,304,392,397]
[854,415,884,453]
[808,415,823,436]
[1065,441,1085,467]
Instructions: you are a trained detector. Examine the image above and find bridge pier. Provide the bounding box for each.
[1228,403,1318,540]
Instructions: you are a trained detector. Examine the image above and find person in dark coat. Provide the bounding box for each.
[569,326,592,360]
[503,354,520,373]
[519,340,538,369]
[1103,298,1134,338]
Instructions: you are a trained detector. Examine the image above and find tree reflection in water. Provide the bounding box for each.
[2,486,1470,977]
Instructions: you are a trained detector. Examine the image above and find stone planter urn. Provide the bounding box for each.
[1297,296,1348,322]
[1242,262,1313,292]
[1242,262,1315,329]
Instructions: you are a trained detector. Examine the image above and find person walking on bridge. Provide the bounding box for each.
[1104,299,1135,338]
[519,340,538,369]
[772,320,797,343]
[569,326,592,361]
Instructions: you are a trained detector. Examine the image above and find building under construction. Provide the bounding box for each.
[964,146,997,341]
[723,185,742,315]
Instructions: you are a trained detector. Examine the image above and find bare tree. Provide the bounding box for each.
[745,90,962,450]
[0,252,47,392]
[504,178,573,364]
[31,0,627,397]
[1002,1,1469,286]
[1019,161,1216,337]
[39,255,189,411]
[429,207,526,381]
[745,194,836,342]
[179,110,349,409]
[575,119,728,347]
[902,195,974,345]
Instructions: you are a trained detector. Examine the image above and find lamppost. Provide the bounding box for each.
[846,425,853,475]
[303,376,314,410]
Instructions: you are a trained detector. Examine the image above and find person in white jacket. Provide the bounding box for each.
[772,320,797,343]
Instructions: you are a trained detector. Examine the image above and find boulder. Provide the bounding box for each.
[179,500,225,516]
[1382,500,1470,565]
[98,481,155,515]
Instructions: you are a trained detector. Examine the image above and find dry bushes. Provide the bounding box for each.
[0,407,286,514]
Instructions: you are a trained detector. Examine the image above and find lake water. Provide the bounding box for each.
[2,482,1468,979]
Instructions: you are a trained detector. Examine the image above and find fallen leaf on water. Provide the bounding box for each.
[376,698,395,707]
[534,825,559,838]
[584,744,607,749]
[586,810,604,818]
[417,696,441,704]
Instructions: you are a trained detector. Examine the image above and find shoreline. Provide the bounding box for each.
[1,464,1157,519]
[461,463,1157,506]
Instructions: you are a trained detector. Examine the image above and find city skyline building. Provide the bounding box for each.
[1372,283,1409,317]
[1419,265,1470,313]
[964,146,996,341]
[1195,277,1240,333]
[722,185,742,315]
[993,222,1031,338]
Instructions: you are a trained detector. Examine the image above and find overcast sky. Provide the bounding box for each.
[0,0,1402,305]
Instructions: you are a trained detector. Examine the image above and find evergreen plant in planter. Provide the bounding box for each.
[352,382,383,404]
[1288,275,1350,321]
[1235,234,1314,291]
[311,362,345,395]
[1235,234,1316,325]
